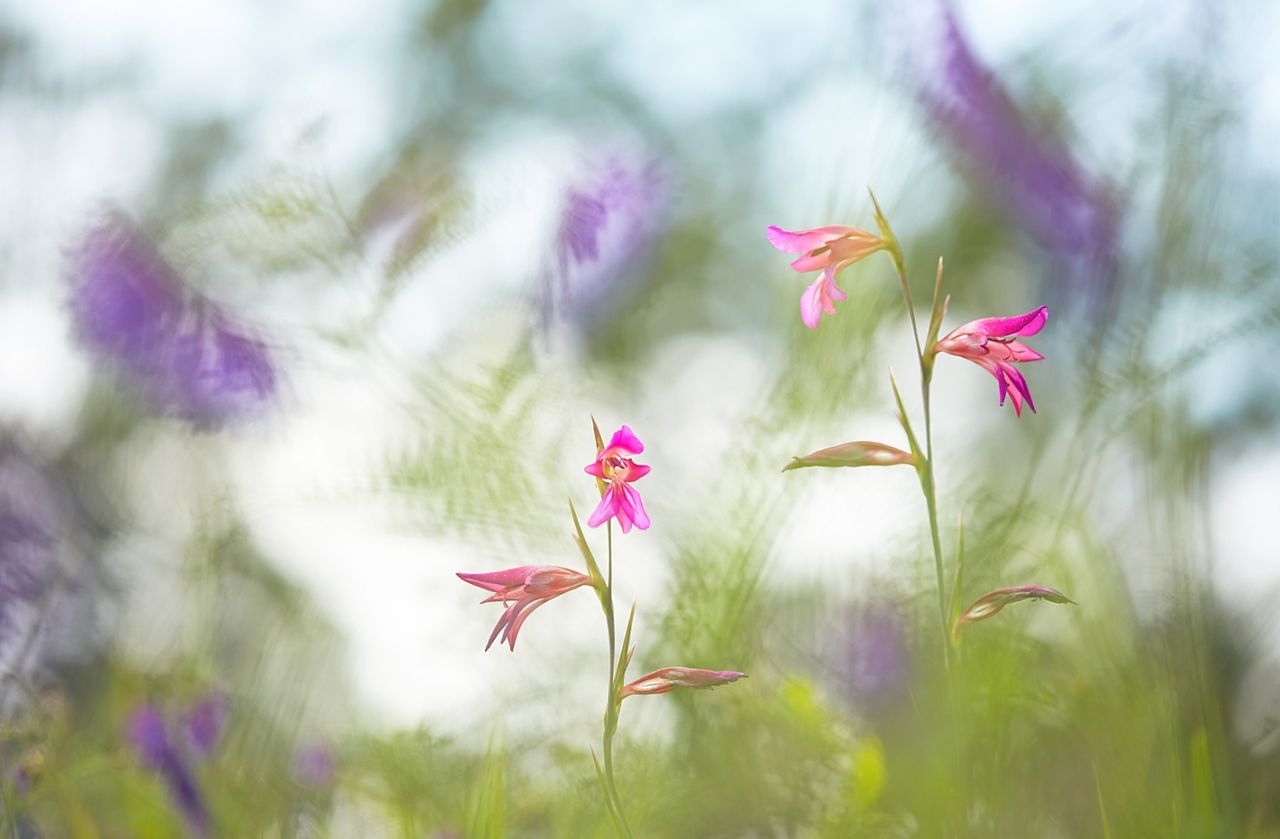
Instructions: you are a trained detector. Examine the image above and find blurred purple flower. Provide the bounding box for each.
[540,156,670,329]
[913,3,1119,294]
[127,704,209,836]
[841,606,909,707]
[182,694,228,758]
[67,213,277,427]
[292,742,337,789]
[0,446,62,691]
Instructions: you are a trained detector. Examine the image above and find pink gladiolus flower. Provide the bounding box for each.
[766,225,886,328]
[584,425,651,533]
[457,565,593,651]
[933,305,1047,416]
[618,667,746,700]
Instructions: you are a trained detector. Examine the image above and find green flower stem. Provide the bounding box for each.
[894,261,952,673]
[601,522,634,838]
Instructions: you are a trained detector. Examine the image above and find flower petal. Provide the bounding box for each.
[622,483,650,530]
[587,487,620,528]
[972,305,1048,338]
[766,224,856,254]
[607,425,645,455]
[457,566,538,593]
[799,276,827,328]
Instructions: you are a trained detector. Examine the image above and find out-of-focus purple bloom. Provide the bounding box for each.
[292,742,337,789]
[0,445,62,694]
[182,694,228,758]
[540,155,670,329]
[841,605,909,707]
[912,3,1119,294]
[67,213,277,427]
[127,704,209,836]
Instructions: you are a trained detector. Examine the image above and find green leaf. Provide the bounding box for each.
[888,369,925,469]
[569,499,607,604]
[613,602,637,695]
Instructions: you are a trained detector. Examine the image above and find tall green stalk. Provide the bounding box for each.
[600,522,634,838]
[893,259,952,672]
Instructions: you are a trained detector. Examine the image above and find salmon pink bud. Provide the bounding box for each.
[585,425,651,533]
[782,440,916,472]
[457,565,593,651]
[618,667,746,700]
[766,224,887,328]
[933,305,1047,417]
[953,584,1074,638]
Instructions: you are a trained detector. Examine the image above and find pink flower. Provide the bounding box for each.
[933,305,1047,416]
[766,225,887,328]
[457,565,593,651]
[584,425,651,533]
[618,667,746,700]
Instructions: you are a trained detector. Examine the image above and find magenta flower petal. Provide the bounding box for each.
[457,565,541,594]
[587,489,620,528]
[607,425,645,456]
[621,484,649,531]
[968,305,1048,339]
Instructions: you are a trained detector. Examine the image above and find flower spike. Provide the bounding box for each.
[585,425,651,533]
[766,222,888,328]
[932,305,1047,416]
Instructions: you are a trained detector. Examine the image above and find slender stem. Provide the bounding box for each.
[601,523,634,838]
[921,381,952,673]
[894,262,951,671]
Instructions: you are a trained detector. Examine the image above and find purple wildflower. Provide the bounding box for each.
[67,213,277,427]
[182,694,228,759]
[841,605,909,707]
[0,445,62,690]
[127,704,209,836]
[540,156,670,329]
[912,3,1118,295]
[292,742,337,789]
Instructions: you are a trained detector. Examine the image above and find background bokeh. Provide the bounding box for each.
[2,0,1279,835]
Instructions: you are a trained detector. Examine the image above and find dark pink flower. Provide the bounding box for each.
[584,425,651,533]
[457,565,593,651]
[766,225,886,328]
[933,305,1047,416]
[618,667,746,700]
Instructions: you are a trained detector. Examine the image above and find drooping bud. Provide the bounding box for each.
[953,585,1074,639]
[783,440,916,472]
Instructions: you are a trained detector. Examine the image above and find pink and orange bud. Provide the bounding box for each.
[766,224,887,328]
[953,584,1074,639]
[585,425,651,533]
[457,565,594,651]
[782,440,916,472]
[932,305,1047,417]
[618,667,747,700]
